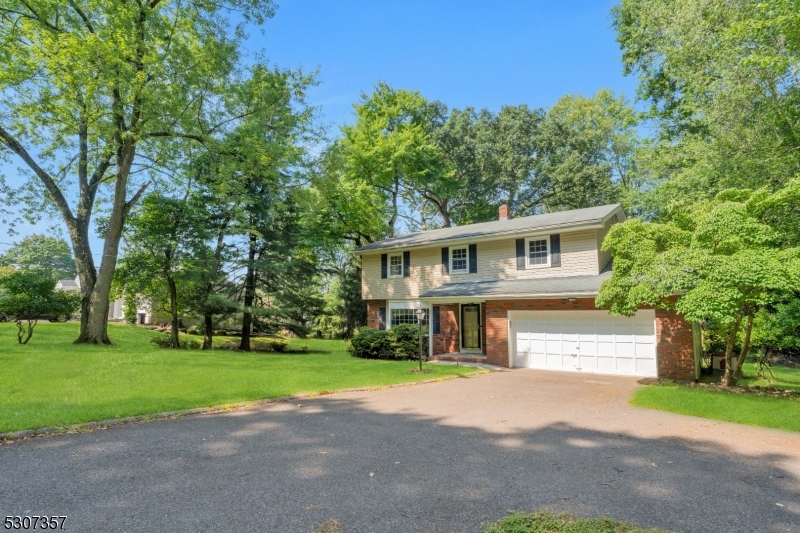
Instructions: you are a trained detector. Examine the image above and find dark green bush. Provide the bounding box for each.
[215,337,289,353]
[149,335,201,349]
[349,325,428,360]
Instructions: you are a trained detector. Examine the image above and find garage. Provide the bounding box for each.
[510,310,657,377]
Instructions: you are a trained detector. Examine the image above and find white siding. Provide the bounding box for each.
[596,218,614,272]
[362,230,601,301]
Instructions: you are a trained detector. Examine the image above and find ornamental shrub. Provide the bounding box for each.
[149,334,201,349]
[350,325,428,360]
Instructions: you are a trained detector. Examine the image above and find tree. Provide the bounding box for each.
[0,235,76,279]
[614,0,800,210]
[597,182,800,386]
[115,192,206,349]
[0,0,277,344]
[0,270,80,344]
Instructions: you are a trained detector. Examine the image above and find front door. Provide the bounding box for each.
[461,304,481,351]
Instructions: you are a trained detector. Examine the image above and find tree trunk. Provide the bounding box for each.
[721,312,744,387]
[168,274,180,349]
[734,309,755,381]
[203,314,214,350]
[73,141,139,344]
[239,232,257,351]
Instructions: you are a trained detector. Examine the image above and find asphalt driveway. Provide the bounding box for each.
[2,369,799,533]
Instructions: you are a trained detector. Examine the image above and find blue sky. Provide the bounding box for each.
[254,0,637,130]
[1,0,637,252]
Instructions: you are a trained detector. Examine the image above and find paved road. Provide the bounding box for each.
[2,370,799,533]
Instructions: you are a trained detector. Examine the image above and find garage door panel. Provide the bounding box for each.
[511,310,657,377]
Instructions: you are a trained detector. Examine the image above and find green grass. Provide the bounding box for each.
[0,322,481,434]
[737,361,800,392]
[631,363,800,432]
[483,511,670,533]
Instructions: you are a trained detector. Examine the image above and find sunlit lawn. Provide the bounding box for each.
[0,322,481,434]
[631,362,800,432]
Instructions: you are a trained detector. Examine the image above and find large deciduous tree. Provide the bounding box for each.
[0,235,76,280]
[0,0,276,344]
[596,181,800,386]
[614,0,800,209]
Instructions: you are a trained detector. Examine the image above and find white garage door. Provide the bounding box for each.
[511,310,657,377]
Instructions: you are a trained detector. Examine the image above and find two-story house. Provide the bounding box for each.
[355,204,699,381]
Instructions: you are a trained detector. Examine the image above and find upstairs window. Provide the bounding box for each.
[389,253,403,277]
[450,247,468,274]
[527,237,550,267]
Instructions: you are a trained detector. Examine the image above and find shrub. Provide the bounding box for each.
[149,335,201,349]
[387,324,428,359]
[350,325,428,360]
[187,324,202,335]
[349,328,392,359]
[215,337,289,353]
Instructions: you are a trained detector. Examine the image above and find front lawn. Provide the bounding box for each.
[0,322,481,434]
[631,363,800,432]
[483,511,670,533]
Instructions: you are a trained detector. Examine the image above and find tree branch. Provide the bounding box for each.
[0,125,75,223]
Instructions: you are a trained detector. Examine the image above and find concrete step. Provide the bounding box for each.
[429,353,487,363]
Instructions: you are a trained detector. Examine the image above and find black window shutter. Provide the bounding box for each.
[550,234,561,267]
[432,306,440,334]
[441,247,449,274]
[468,244,477,273]
[380,254,387,278]
[403,251,410,277]
[516,239,525,270]
[379,307,386,330]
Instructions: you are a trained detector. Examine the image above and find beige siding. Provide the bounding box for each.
[596,218,615,271]
[362,230,601,300]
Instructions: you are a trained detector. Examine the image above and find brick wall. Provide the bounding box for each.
[654,307,695,381]
[365,300,386,329]
[432,304,459,355]
[484,298,695,380]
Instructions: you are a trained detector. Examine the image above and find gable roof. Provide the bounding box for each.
[354,204,624,254]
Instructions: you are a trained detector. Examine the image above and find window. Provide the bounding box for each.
[450,247,468,274]
[390,308,429,328]
[527,237,549,267]
[389,253,403,277]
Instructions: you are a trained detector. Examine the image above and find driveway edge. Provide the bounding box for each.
[0,370,491,443]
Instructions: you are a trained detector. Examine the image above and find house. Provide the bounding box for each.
[354,204,700,381]
[55,274,152,324]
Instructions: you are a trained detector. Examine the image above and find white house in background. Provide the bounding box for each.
[55,274,152,324]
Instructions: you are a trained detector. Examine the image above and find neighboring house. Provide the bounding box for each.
[55,274,152,324]
[355,204,700,381]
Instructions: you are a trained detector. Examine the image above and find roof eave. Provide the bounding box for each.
[353,218,614,256]
[419,290,601,302]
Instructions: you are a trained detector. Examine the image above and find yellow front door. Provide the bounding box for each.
[462,304,481,350]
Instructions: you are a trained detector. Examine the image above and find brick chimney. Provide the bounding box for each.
[498,204,509,221]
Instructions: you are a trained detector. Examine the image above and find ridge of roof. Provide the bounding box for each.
[354,204,623,254]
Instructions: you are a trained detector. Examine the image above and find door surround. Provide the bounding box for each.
[460,303,482,353]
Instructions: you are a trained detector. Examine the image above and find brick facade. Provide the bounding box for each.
[432,304,459,355]
[484,298,696,381]
[365,300,386,330]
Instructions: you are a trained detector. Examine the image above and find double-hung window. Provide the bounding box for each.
[450,247,468,274]
[388,253,403,277]
[527,236,550,267]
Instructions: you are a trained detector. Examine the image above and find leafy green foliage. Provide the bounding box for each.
[597,182,800,385]
[0,270,80,344]
[215,337,289,353]
[483,510,670,533]
[349,324,427,360]
[149,335,201,350]
[614,0,800,211]
[0,235,75,280]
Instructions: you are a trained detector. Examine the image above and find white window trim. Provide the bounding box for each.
[526,235,551,268]
[388,252,404,278]
[449,246,469,275]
